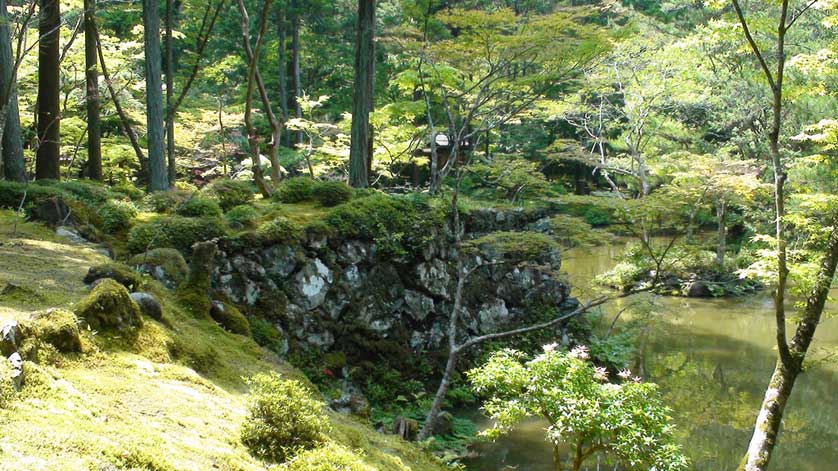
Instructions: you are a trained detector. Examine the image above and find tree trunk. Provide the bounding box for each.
[288,0,302,145]
[0,0,25,182]
[142,0,168,191]
[35,0,61,180]
[276,6,289,147]
[348,0,375,188]
[83,0,102,181]
[165,0,176,185]
[739,219,838,470]
[715,200,726,266]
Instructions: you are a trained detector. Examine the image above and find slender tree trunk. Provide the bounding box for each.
[288,0,302,145]
[276,6,289,147]
[165,0,176,185]
[142,0,168,191]
[35,0,61,180]
[83,0,102,180]
[716,199,726,266]
[348,0,375,188]
[0,0,25,182]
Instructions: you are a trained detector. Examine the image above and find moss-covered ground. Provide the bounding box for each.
[0,210,446,471]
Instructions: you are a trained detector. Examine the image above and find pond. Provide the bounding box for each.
[464,242,838,471]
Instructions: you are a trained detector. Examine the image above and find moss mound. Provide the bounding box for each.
[466,230,561,262]
[257,217,304,244]
[18,309,83,354]
[83,263,143,291]
[282,443,375,471]
[0,358,15,408]
[273,177,317,203]
[75,279,143,331]
[210,301,251,336]
[98,200,138,233]
[127,215,227,254]
[175,196,223,218]
[312,181,353,207]
[241,372,329,463]
[225,204,260,229]
[129,248,189,289]
[208,179,255,211]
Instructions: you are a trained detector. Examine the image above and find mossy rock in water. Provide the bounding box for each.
[75,279,142,331]
[83,263,143,291]
[209,301,251,336]
[129,248,188,289]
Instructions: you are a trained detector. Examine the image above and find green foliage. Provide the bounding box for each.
[143,190,191,214]
[175,197,223,218]
[466,155,552,201]
[111,183,145,201]
[280,443,374,471]
[589,333,635,371]
[250,318,286,353]
[225,205,260,229]
[207,179,255,211]
[325,194,444,256]
[98,200,138,233]
[273,177,317,204]
[127,216,227,254]
[547,214,613,247]
[257,217,304,244]
[240,373,330,463]
[312,181,353,207]
[469,347,688,471]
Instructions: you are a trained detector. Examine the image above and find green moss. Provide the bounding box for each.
[210,302,251,336]
[127,215,227,254]
[250,317,285,352]
[225,204,260,229]
[175,196,223,218]
[313,181,353,207]
[83,262,143,291]
[208,179,255,211]
[465,231,561,262]
[74,279,143,331]
[240,372,330,463]
[281,443,375,471]
[258,217,304,244]
[18,309,83,355]
[129,249,189,288]
[143,189,191,213]
[0,357,17,409]
[325,193,445,256]
[111,182,145,201]
[273,177,317,203]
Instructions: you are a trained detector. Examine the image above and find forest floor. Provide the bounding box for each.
[0,210,445,471]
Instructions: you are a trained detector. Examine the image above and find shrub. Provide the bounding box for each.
[281,443,374,471]
[251,317,285,352]
[325,193,444,256]
[129,248,189,289]
[127,216,227,254]
[241,373,329,462]
[225,204,260,229]
[208,178,254,211]
[258,217,303,243]
[144,190,191,213]
[312,181,352,207]
[209,301,251,336]
[175,196,223,218]
[98,200,138,233]
[273,177,316,203]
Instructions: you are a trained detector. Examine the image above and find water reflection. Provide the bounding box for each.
[465,243,838,471]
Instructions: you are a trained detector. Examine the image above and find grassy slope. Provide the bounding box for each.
[0,210,445,471]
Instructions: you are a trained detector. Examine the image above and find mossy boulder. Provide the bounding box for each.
[16,309,83,355]
[83,263,143,291]
[209,301,251,336]
[178,241,218,318]
[129,248,189,289]
[75,279,143,331]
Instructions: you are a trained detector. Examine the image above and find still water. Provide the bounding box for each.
[464,242,838,471]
